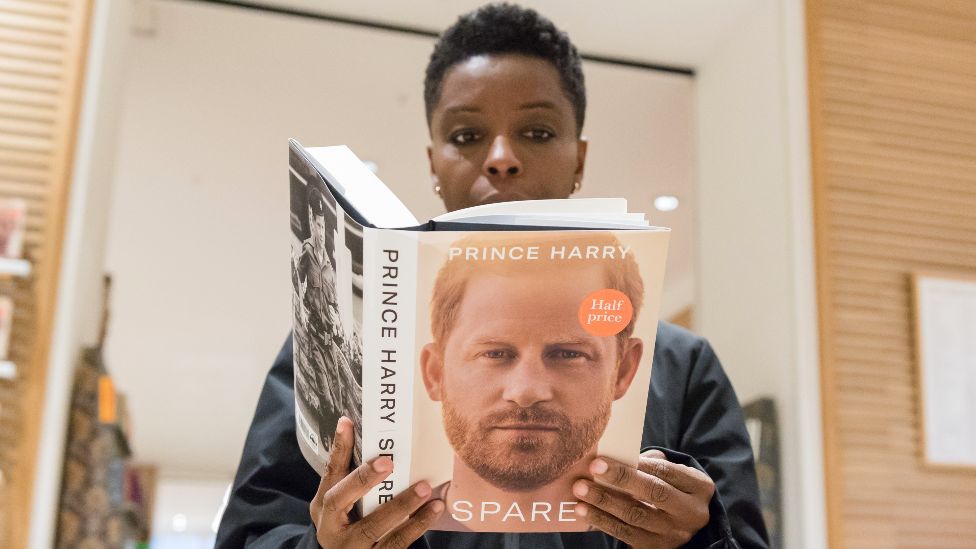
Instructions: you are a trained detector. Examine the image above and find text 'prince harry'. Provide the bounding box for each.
[448,243,633,262]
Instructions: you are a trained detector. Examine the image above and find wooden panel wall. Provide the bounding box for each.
[807,0,976,547]
[0,1,92,547]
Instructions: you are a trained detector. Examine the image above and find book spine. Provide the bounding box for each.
[361,229,419,514]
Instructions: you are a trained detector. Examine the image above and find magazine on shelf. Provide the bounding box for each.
[0,296,12,360]
[0,199,26,259]
[288,139,670,532]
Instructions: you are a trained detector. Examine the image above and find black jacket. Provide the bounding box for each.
[216,322,768,548]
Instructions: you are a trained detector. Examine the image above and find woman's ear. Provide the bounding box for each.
[427,145,443,199]
[613,337,643,400]
[420,342,445,401]
[574,136,588,186]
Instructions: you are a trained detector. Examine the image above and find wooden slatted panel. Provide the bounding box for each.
[0,0,90,547]
[807,0,976,547]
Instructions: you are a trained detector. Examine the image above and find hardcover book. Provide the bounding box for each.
[288,140,670,532]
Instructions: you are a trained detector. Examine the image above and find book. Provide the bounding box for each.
[0,199,26,259]
[288,139,670,532]
[0,296,11,359]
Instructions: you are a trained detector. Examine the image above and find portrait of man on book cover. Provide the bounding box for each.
[413,231,660,532]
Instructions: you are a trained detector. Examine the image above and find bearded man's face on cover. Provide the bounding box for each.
[423,265,638,492]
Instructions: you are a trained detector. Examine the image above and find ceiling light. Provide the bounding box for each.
[172,513,187,533]
[654,195,679,212]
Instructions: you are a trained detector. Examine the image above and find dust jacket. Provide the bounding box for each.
[288,140,670,532]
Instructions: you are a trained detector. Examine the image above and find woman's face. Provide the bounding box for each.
[427,53,587,213]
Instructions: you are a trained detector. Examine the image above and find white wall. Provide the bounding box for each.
[695,0,826,547]
[696,0,791,404]
[29,0,135,547]
[101,0,697,481]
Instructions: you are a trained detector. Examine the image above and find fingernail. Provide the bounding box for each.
[575,504,588,517]
[591,459,608,475]
[414,482,431,498]
[432,500,445,513]
[335,418,345,434]
[572,480,589,498]
[372,457,392,473]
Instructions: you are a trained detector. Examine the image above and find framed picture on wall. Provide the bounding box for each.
[912,272,976,470]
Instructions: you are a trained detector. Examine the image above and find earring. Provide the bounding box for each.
[573,180,581,194]
[433,184,441,196]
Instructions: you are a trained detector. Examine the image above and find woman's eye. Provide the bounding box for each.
[523,128,555,141]
[450,130,481,145]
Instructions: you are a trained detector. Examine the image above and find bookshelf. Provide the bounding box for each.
[0,0,94,546]
[54,346,151,548]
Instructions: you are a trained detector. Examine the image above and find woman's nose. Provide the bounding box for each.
[483,135,522,178]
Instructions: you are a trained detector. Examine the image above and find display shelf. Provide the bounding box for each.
[0,258,30,278]
[109,422,132,459]
[0,361,15,380]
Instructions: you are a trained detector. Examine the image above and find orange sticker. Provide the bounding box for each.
[98,375,117,424]
[578,289,633,337]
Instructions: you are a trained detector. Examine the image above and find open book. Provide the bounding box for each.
[289,140,670,532]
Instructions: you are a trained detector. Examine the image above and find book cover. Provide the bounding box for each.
[288,141,670,532]
[0,199,26,259]
[289,144,366,470]
[0,296,11,359]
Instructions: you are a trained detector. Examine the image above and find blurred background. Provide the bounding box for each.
[0,0,973,548]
